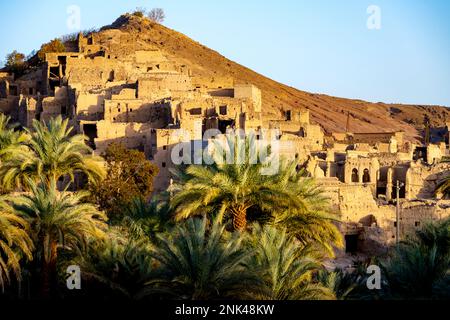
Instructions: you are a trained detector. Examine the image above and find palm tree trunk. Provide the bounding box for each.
[231,206,247,231]
[41,241,58,298]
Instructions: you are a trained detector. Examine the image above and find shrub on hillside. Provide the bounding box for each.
[38,39,66,61]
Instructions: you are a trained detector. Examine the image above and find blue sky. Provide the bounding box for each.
[0,0,449,106]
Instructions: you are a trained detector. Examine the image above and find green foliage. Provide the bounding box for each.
[245,224,334,300]
[171,134,343,256]
[139,218,260,300]
[73,228,152,299]
[0,116,106,191]
[7,179,107,263]
[0,114,28,195]
[60,29,98,43]
[121,197,173,239]
[2,113,449,301]
[0,196,33,291]
[0,114,27,160]
[132,7,146,18]
[88,143,158,222]
[382,218,450,299]
[5,179,107,296]
[4,50,27,76]
[37,39,66,61]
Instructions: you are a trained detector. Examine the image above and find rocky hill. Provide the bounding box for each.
[18,14,450,141]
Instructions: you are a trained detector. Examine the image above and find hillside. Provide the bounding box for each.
[27,14,450,141]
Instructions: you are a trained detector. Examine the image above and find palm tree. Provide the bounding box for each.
[138,218,260,300]
[121,197,173,239]
[0,197,33,291]
[6,179,107,297]
[0,114,28,156]
[73,228,153,299]
[0,116,105,191]
[382,218,450,299]
[0,114,28,194]
[245,224,335,300]
[171,134,343,255]
[317,260,381,300]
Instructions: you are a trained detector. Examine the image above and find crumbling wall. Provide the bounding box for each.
[234,84,261,113]
[407,162,450,199]
[93,120,153,155]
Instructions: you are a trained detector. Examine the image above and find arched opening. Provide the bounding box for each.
[351,168,359,183]
[363,169,371,183]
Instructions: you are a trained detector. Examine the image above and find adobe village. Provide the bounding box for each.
[1,13,450,259]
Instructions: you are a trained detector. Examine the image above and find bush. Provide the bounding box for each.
[132,7,146,18]
[4,50,27,76]
[38,39,66,61]
[88,143,159,222]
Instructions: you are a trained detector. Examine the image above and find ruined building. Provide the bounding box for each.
[1,17,449,255]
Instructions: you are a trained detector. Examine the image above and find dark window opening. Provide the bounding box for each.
[108,70,115,82]
[61,105,67,115]
[352,169,359,183]
[50,66,60,78]
[58,56,67,64]
[162,162,166,168]
[391,184,406,199]
[299,128,306,138]
[363,169,371,183]
[345,235,358,254]
[49,79,59,92]
[87,37,93,45]
[413,147,428,163]
[415,221,421,227]
[83,124,97,150]
[28,87,34,95]
[285,110,292,121]
[377,187,387,198]
[163,146,167,151]
[218,120,234,134]
[189,108,202,116]
[394,222,398,227]
[219,105,228,116]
